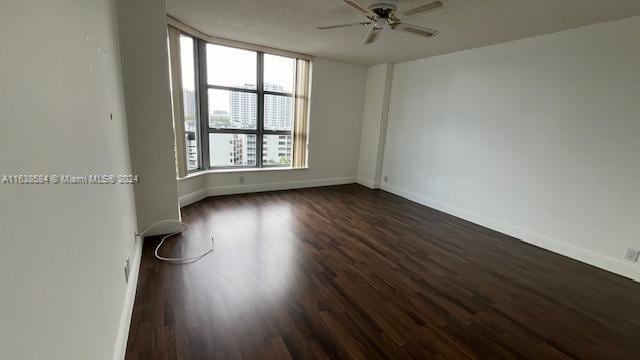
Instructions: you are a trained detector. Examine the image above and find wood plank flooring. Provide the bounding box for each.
[126,184,640,359]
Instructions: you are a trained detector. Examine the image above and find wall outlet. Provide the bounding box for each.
[124,256,130,283]
[239,176,245,184]
[384,176,389,183]
[623,248,639,262]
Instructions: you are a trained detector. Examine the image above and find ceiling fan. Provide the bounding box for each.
[318,0,444,45]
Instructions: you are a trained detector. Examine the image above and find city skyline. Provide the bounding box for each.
[183,83,293,170]
[183,81,293,131]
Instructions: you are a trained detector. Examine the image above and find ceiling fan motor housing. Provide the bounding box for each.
[369,1,398,19]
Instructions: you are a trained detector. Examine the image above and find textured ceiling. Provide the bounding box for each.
[166,0,640,66]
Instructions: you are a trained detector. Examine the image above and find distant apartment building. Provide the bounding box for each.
[230,91,257,129]
[206,83,293,167]
[183,89,198,170]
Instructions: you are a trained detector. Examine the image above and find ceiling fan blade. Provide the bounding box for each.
[344,0,370,15]
[317,22,370,30]
[363,27,382,45]
[404,0,444,17]
[392,23,439,38]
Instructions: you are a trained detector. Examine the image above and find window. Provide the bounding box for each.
[169,28,311,174]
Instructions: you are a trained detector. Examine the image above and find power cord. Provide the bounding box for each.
[136,220,214,264]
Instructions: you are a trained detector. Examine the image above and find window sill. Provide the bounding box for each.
[178,166,309,180]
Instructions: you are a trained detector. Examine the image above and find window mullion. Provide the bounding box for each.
[208,129,258,135]
[262,130,292,135]
[263,90,293,97]
[207,84,258,94]
[257,51,264,168]
[197,38,210,170]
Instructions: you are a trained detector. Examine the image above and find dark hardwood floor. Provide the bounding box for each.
[126,184,640,359]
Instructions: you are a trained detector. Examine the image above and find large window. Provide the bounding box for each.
[171,30,310,174]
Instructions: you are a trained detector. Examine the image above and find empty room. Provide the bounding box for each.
[2,0,640,359]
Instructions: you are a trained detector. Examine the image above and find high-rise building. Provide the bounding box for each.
[263,83,293,131]
[206,83,292,166]
[210,134,256,167]
[183,89,198,170]
[230,91,257,129]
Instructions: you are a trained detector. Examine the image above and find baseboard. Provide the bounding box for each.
[178,188,210,208]
[136,222,184,238]
[179,176,357,207]
[381,183,640,282]
[112,236,143,360]
[356,177,377,189]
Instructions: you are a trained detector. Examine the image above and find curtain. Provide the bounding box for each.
[168,26,187,178]
[293,59,311,168]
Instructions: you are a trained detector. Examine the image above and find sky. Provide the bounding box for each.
[179,36,295,113]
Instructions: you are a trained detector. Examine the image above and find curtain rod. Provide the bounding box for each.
[167,15,314,61]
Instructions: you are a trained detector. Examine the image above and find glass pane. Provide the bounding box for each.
[264,94,293,131]
[262,134,292,166]
[208,89,257,129]
[180,34,199,171]
[209,133,257,167]
[206,44,257,89]
[264,54,295,93]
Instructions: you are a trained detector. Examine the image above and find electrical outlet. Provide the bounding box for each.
[384,176,389,183]
[124,256,130,283]
[239,176,245,184]
[623,248,639,262]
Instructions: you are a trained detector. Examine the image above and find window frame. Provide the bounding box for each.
[176,33,203,173]
[189,38,295,171]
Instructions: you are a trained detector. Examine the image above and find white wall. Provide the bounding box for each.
[0,0,139,359]
[117,0,181,233]
[179,58,367,205]
[357,63,393,189]
[382,16,640,280]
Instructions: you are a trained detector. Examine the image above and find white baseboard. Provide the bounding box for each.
[138,222,184,237]
[381,183,640,282]
[356,177,378,189]
[179,176,357,207]
[178,188,210,208]
[112,236,144,360]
